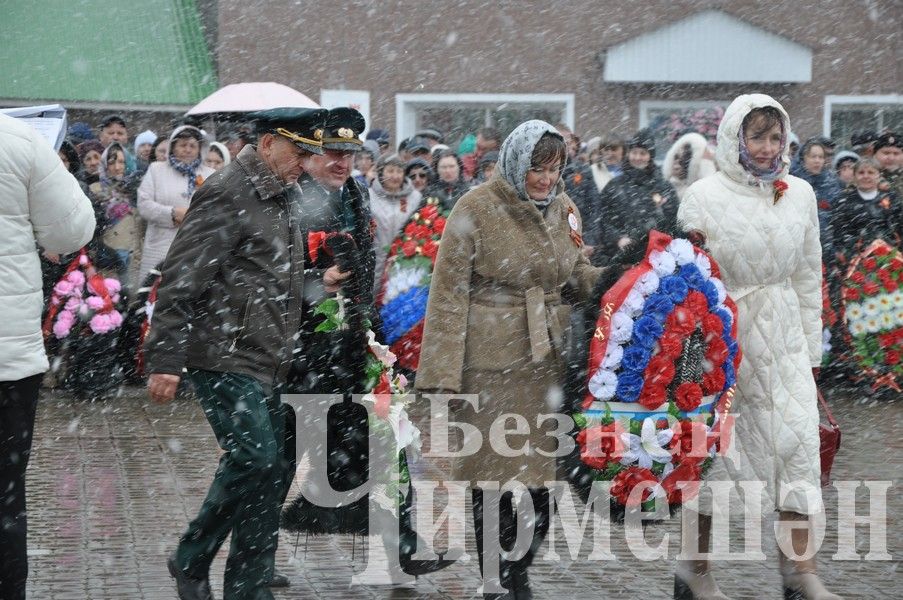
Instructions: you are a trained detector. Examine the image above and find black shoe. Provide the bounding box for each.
[398,532,456,576]
[267,569,290,588]
[511,568,532,599]
[167,556,214,600]
[674,575,693,599]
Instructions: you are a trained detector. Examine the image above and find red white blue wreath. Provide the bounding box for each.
[576,231,742,509]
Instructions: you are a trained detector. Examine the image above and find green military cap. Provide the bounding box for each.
[321,107,366,152]
[246,107,328,155]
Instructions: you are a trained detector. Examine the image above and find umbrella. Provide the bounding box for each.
[185,82,319,117]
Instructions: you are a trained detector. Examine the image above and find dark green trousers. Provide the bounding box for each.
[174,369,286,600]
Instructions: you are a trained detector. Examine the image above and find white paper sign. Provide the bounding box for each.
[0,104,68,150]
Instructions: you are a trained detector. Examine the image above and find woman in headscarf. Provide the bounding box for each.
[203,141,231,172]
[89,142,142,283]
[662,131,717,201]
[369,153,422,294]
[677,94,840,600]
[136,125,214,277]
[416,120,605,599]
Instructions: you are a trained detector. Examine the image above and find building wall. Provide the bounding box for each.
[217,0,900,145]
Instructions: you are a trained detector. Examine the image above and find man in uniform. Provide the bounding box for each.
[146,107,353,600]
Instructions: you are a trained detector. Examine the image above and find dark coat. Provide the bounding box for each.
[145,145,306,384]
[562,160,604,247]
[595,165,678,255]
[790,163,842,260]
[425,179,470,212]
[830,187,902,260]
[287,175,376,393]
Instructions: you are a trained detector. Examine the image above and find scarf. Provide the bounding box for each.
[738,132,786,183]
[168,154,202,196]
[497,120,565,208]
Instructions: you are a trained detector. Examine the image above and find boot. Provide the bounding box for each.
[674,510,730,599]
[778,512,842,600]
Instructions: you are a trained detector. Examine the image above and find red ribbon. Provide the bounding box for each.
[307,231,327,264]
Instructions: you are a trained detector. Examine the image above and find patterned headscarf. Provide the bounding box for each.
[496,119,565,206]
[738,128,787,183]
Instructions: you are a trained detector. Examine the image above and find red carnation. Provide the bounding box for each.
[675,382,704,412]
[873,245,891,257]
[885,350,901,366]
[705,337,729,365]
[864,257,878,271]
[669,420,709,464]
[420,204,439,221]
[610,466,659,507]
[638,384,668,410]
[890,257,903,271]
[884,279,899,293]
[661,460,703,504]
[702,368,727,395]
[576,423,621,470]
[658,333,684,359]
[422,239,440,261]
[404,222,418,238]
[843,287,860,301]
[432,216,447,235]
[684,291,709,318]
[850,271,865,284]
[645,355,676,388]
[666,306,696,336]
[401,240,418,258]
[862,281,880,296]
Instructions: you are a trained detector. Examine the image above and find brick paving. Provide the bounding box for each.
[24,384,901,599]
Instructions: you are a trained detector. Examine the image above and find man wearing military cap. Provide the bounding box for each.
[145,107,346,600]
[874,131,903,199]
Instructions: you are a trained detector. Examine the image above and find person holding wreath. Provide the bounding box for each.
[677,94,840,600]
[416,120,605,599]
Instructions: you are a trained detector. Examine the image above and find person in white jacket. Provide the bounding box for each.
[136,125,215,277]
[676,95,840,600]
[369,153,422,294]
[663,131,717,201]
[0,112,95,599]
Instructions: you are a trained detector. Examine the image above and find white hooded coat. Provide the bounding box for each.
[0,114,95,381]
[662,131,717,200]
[678,94,823,516]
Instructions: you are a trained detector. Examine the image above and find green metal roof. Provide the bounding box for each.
[0,0,217,107]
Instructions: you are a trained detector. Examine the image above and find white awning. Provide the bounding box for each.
[603,10,812,83]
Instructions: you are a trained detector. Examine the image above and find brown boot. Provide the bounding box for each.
[675,510,730,599]
[777,512,842,600]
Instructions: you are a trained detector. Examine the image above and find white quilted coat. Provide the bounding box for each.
[0,114,95,381]
[678,95,824,516]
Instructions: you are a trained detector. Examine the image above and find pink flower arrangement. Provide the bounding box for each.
[45,253,124,339]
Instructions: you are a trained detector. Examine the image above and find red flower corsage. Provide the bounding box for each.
[772,180,788,205]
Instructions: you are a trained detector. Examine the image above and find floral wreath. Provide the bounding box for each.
[575,230,742,511]
[314,296,422,508]
[42,249,124,339]
[377,198,448,370]
[840,239,903,392]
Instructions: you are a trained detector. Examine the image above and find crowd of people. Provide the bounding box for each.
[2,97,902,600]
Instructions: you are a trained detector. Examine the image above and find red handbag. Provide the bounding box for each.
[817,389,841,487]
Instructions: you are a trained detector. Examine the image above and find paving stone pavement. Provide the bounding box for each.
[23,384,900,599]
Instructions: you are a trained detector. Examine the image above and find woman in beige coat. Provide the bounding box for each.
[416,120,603,598]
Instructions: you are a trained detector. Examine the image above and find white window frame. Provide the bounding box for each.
[395,93,575,145]
[823,94,903,137]
[638,99,728,129]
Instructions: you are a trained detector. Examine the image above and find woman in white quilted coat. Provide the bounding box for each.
[676,95,841,600]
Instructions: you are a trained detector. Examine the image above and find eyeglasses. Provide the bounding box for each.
[409,172,428,180]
